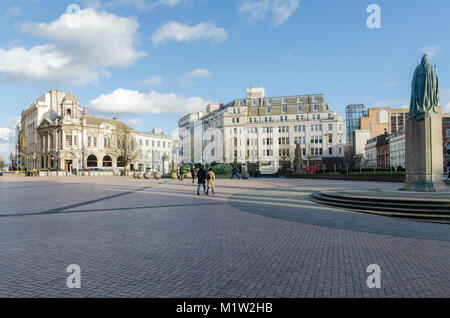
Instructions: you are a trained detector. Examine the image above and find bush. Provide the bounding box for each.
[213,164,232,175]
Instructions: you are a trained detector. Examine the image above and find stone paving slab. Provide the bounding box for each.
[0,176,448,298]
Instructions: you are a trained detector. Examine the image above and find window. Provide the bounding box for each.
[328,124,333,131]
[117,156,125,167]
[73,135,77,147]
[329,148,333,155]
[152,141,155,147]
[66,135,72,147]
[329,135,333,143]
[282,106,287,113]
[249,118,252,123]
[102,155,112,167]
[87,155,98,167]
[313,104,318,111]
[140,139,143,146]
[158,141,160,147]
[88,136,92,147]
[267,107,271,113]
[146,140,149,146]
[94,137,97,147]
[447,129,450,138]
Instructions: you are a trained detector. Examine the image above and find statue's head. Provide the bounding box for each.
[422,54,429,64]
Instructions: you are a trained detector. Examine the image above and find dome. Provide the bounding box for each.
[63,91,79,103]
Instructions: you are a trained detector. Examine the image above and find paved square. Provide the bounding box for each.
[0,175,449,298]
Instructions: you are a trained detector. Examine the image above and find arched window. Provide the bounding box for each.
[103,155,112,167]
[87,155,97,167]
[117,156,125,167]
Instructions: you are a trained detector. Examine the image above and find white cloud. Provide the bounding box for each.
[180,68,212,87]
[422,46,442,59]
[158,0,185,7]
[151,21,228,44]
[382,81,398,88]
[139,75,163,86]
[238,0,299,25]
[128,118,143,127]
[98,0,185,10]
[89,89,213,115]
[0,8,145,85]
[238,0,270,22]
[441,89,450,113]
[0,127,14,163]
[272,0,300,25]
[4,6,22,17]
[373,98,409,109]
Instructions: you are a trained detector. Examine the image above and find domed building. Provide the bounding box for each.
[26,90,138,174]
[19,89,178,175]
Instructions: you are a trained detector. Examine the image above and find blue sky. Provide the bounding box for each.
[1,0,450,159]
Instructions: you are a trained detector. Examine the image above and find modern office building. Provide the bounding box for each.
[345,104,366,146]
[178,87,345,174]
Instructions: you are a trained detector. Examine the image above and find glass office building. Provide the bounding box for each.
[346,104,367,146]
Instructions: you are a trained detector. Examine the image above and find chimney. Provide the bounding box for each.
[83,107,88,115]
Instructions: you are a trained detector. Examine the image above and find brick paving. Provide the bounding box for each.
[0,175,448,298]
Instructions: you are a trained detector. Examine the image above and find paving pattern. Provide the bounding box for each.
[0,175,449,298]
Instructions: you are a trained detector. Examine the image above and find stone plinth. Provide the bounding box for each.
[401,117,448,192]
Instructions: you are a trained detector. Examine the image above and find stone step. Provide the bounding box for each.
[318,191,450,210]
[311,192,450,222]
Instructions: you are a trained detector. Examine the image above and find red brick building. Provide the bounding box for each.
[376,133,390,169]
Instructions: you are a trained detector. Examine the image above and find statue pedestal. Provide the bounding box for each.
[401,117,448,192]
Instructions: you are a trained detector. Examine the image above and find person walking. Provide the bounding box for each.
[191,165,196,183]
[178,164,184,181]
[206,168,216,195]
[196,165,207,195]
[231,165,240,180]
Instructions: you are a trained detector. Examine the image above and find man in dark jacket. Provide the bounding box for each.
[196,166,207,195]
[231,165,240,180]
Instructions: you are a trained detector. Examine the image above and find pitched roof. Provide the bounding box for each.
[82,115,133,131]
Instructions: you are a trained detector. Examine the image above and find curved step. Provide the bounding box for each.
[314,192,450,211]
[311,192,450,222]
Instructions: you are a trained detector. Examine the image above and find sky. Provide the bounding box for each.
[1,0,450,160]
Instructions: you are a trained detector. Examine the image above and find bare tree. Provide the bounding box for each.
[0,156,5,171]
[115,130,139,176]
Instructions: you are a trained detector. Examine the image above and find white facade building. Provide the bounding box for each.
[389,133,405,169]
[19,90,178,175]
[178,88,345,174]
[20,90,65,169]
[136,129,177,173]
[363,137,377,168]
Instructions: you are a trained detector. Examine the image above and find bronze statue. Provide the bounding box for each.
[409,54,440,120]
